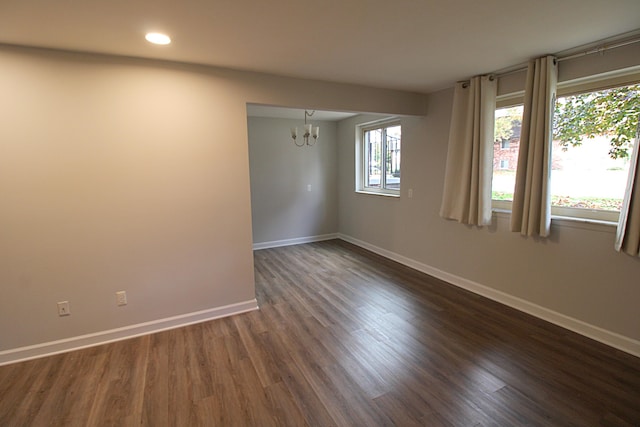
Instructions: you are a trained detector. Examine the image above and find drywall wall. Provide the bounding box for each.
[0,45,426,361]
[497,42,640,97]
[0,47,257,355]
[338,42,640,353]
[338,90,640,351]
[248,117,338,246]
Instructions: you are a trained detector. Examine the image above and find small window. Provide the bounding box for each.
[358,121,401,195]
[492,82,639,222]
[492,105,523,203]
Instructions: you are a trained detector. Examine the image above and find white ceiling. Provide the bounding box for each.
[1,0,639,94]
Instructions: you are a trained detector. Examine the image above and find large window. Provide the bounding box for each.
[358,121,401,195]
[492,81,639,222]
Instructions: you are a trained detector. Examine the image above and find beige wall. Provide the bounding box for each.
[338,43,640,350]
[338,91,640,347]
[0,48,255,352]
[0,45,426,358]
[248,117,338,245]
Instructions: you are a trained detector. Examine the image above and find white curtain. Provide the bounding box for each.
[510,55,557,237]
[615,122,640,256]
[440,75,496,226]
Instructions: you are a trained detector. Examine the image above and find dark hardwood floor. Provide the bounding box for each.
[1,239,639,426]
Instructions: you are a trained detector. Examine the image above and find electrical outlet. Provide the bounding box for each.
[116,291,127,306]
[57,301,70,316]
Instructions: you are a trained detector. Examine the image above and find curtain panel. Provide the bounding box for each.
[440,75,496,226]
[615,122,640,256]
[510,55,557,237]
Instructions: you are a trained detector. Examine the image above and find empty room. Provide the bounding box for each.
[1,1,639,425]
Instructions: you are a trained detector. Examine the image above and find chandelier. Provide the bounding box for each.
[290,110,319,147]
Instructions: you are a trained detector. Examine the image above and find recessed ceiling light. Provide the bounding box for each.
[145,33,171,45]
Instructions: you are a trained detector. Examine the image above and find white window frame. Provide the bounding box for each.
[493,69,640,223]
[356,119,401,197]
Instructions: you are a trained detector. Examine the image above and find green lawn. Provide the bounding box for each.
[492,192,623,211]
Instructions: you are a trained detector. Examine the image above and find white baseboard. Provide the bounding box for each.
[338,234,640,358]
[253,233,339,250]
[0,299,259,366]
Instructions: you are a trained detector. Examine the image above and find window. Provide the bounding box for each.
[492,80,639,222]
[358,121,401,195]
[492,105,522,204]
[551,83,638,221]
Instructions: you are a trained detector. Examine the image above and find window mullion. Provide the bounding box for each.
[381,127,387,189]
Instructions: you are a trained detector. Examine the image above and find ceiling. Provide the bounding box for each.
[1,0,639,94]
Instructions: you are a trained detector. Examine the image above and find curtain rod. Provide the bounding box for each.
[557,37,640,62]
[493,36,640,80]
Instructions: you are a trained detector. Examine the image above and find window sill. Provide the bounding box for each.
[492,209,618,232]
[551,215,617,231]
[356,190,400,198]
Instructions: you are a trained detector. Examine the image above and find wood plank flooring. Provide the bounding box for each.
[1,239,639,426]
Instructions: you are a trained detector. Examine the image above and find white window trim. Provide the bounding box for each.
[493,69,640,224]
[493,200,620,224]
[356,118,401,197]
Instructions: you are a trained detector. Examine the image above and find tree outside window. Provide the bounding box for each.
[492,82,639,218]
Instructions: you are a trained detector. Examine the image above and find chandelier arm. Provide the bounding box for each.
[290,110,319,147]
